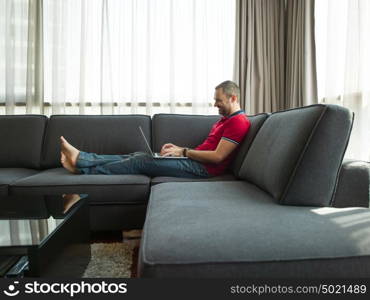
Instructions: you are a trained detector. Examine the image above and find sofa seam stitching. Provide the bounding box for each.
[142,254,370,267]
[10,183,150,188]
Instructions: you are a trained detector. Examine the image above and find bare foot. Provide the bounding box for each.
[60,152,76,173]
[60,136,80,174]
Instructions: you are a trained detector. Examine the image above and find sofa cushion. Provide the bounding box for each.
[90,204,147,231]
[0,115,47,169]
[231,113,269,176]
[333,159,370,208]
[151,173,237,185]
[152,114,220,152]
[0,168,40,196]
[140,181,370,278]
[41,115,151,169]
[10,168,150,204]
[239,104,353,206]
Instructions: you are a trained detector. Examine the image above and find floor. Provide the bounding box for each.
[89,230,141,277]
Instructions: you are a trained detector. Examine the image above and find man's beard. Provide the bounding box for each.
[219,108,227,116]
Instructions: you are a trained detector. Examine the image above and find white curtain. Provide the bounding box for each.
[0,0,43,115]
[43,0,235,116]
[315,0,370,161]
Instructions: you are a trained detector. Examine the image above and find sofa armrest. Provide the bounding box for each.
[332,159,370,208]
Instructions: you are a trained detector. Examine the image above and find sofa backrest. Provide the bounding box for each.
[152,113,269,176]
[41,115,151,169]
[239,104,353,206]
[0,115,47,169]
[231,113,269,177]
[152,114,220,152]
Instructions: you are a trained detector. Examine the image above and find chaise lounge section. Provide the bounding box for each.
[138,104,370,278]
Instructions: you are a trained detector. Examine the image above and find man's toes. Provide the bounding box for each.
[60,136,79,156]
[60,136,71,150]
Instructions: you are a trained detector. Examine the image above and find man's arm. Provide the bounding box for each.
[161,139,238,164]
[186,139,238,163]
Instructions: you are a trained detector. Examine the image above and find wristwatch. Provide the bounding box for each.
[183,148,189,157]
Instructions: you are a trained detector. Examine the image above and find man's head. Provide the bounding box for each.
[214,81,241,116]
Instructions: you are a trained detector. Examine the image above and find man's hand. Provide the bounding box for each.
[160,143,175,155]
[159,138,238,161]
[160,143,184,157]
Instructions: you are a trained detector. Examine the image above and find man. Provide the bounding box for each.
[60,80,251,178]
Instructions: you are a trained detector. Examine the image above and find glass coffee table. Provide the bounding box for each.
[0,194,90,277]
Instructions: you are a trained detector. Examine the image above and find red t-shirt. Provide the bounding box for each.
[195,110,251,176]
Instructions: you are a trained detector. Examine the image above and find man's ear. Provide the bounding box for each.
[230,95,238,103]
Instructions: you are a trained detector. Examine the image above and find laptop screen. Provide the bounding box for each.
[139,126,154,156]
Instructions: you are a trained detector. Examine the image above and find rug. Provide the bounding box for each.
[83,230,141,278]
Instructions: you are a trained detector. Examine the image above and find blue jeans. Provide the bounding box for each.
[76,151,210,179]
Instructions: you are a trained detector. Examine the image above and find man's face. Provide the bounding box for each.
[214,88,232,116]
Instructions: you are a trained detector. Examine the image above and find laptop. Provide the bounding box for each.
[139,126,188,160]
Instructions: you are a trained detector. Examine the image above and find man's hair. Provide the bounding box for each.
[215,80,240,101]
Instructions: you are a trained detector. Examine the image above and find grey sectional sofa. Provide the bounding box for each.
[0,111,266,231]
[1,104,369,278]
